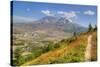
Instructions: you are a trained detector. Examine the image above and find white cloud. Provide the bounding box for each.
[41,10,54,16]
[65,11,77,19]
[57,11,77,19]
[57,11,65,14]
[84,10,95,15]
[13,15,36,23]
[57,11,78,22]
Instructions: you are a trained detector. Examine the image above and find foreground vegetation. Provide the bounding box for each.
[12,24,97,66]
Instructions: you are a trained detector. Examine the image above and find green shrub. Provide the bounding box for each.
[13,47,22,65]
[32,48,43,58]
[67,37,76,43]
[47,44,86,64]
[54,43,61,48]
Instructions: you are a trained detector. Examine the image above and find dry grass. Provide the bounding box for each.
[21,31,97,66]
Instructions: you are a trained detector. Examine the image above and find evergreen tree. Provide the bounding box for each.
[88,23,93,32]
[73,32,76,37]
[94,24,97,31]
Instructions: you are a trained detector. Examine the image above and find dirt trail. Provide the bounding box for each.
[85,35,92,61]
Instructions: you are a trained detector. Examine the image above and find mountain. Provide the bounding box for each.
[34,16,59,24]
[32,16,87,33]
[13,16,87,37]
[53,17,87,33]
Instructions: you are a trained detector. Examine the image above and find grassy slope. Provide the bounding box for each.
[91,31,97,61]
[22,31,97,66]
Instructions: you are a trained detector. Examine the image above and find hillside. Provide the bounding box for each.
[21,31,97,66]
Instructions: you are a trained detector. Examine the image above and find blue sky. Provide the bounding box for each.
[12,1,97,27]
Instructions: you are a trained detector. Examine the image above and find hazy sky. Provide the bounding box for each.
[11,1,97,27]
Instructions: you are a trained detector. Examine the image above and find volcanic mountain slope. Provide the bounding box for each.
[33,16,87,33]
[13,16,87,34]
